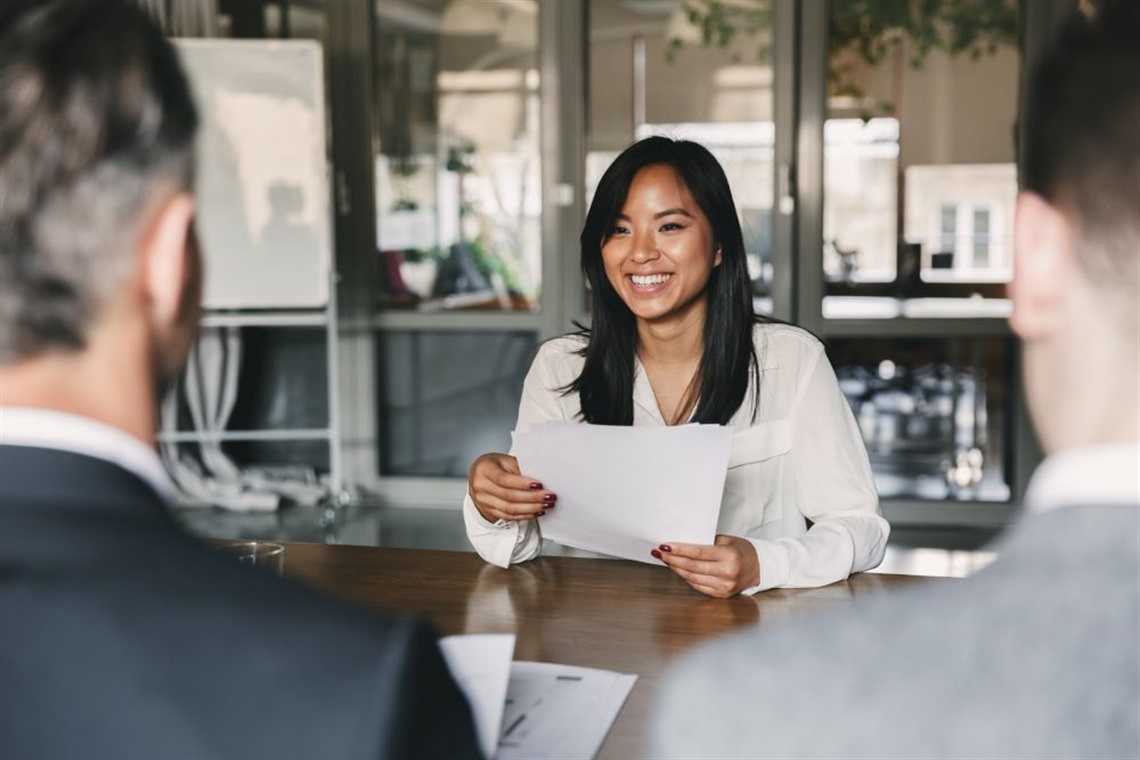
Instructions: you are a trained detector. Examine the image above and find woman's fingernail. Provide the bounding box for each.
[651,549,662,559]
[542,494,556,503]
[660,544,673,553]
[529,482,543,490]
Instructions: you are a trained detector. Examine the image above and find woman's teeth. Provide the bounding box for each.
[630,274,671,286]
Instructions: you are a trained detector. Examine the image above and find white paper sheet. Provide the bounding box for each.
[513,422,734,564]
[497,662,637,760]
[439,634,516,759]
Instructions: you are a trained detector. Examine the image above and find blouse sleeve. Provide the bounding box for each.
[463,342,572,568]
[742,345,889,592]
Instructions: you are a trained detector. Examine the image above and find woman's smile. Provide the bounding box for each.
[627,272,674,292]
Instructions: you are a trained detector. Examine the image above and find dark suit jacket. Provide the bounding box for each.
[0,445,481,760]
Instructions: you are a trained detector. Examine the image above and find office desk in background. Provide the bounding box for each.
[279,543,942,759]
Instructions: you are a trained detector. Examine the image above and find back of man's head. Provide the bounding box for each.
[0,0,198,366]
[1022,0,1140,327]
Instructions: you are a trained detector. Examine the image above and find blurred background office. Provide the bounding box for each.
[149,0,1076,577]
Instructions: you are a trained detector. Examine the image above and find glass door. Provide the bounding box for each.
[588,0,788,318]
[795,0,1050,526]
[373,0,543,313]
[323,1,586,501]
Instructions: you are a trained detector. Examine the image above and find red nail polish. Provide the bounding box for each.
[538,510,546,517]
[529,482,543,490]
[651,549,662,559]
[660,544,672,553]
[542,494,556,503]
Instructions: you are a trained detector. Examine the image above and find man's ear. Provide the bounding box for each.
[1008,191,1073,342]
[138,192,196,331]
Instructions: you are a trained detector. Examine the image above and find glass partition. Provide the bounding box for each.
[828,336,1014,503]
[378,330,537,477]
[373,0,541,312]
[821,0,1020,314]
[588,0,776,313]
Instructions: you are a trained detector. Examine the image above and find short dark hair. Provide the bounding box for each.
[1022,0,1140,311]
[569,136,765,425]
[0,0,198,364]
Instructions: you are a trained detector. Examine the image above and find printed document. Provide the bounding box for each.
[441,634,636,760]
[497,662,637,760]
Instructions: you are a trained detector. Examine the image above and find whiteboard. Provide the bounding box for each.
[175,39,331,309]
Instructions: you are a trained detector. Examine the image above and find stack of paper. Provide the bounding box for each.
[512,422,734,564]
[440,634,637,760]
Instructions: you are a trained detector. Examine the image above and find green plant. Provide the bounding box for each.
[467,237,525,297]
[403,246,444,264]
[667,0,773,63]
[669,0,1019,108]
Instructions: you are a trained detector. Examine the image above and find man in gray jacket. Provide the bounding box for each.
[647,2,1139,758]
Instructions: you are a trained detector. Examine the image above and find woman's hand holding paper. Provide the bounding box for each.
[652,535,760,598]
[469,453,557,524]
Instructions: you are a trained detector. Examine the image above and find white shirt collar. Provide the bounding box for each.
[0,406,175,501]
[631,355,666,425]
[1024,443,1140,514]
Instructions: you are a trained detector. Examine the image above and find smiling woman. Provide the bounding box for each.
[574,138,759,429]
[463,136,890,599]
[602,164,722,423]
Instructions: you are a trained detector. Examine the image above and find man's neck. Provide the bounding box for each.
[1030,272,1140,455]
[0,339,158,447]
[1039,342,1140,455]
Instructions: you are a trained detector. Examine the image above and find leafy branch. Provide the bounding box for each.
[669,0,1019,108]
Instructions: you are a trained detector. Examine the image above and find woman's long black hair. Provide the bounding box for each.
[566,136,767,425]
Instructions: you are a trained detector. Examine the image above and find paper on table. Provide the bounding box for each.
[497,662,637,760]
[439,634,516,760]
[513,422,734,564]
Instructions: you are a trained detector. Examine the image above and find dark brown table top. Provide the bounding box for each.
[280,542,940,759]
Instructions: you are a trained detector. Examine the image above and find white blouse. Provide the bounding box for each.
[463,322,889,594]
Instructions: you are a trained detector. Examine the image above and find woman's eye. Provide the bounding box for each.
[660,222,683,232]
[609,225,630,236]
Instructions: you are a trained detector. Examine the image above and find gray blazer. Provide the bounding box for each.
[648,504,1140,759]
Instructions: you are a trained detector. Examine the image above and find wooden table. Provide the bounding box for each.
[281,543,939,759]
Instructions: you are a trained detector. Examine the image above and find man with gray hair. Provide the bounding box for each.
[0,2,480,758]
[648,1,1139,757]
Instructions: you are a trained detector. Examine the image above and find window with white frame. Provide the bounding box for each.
[904,164,1016,282]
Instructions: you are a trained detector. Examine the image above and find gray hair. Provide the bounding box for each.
[0,0,198,364]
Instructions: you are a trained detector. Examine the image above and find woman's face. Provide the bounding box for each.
[601,164,721,328]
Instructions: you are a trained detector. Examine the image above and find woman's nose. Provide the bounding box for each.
[630,233,660,263]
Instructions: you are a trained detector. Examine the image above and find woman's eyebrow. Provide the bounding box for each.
[612,208,693,221]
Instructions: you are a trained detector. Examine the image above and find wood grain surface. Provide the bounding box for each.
[279,543,939,759]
